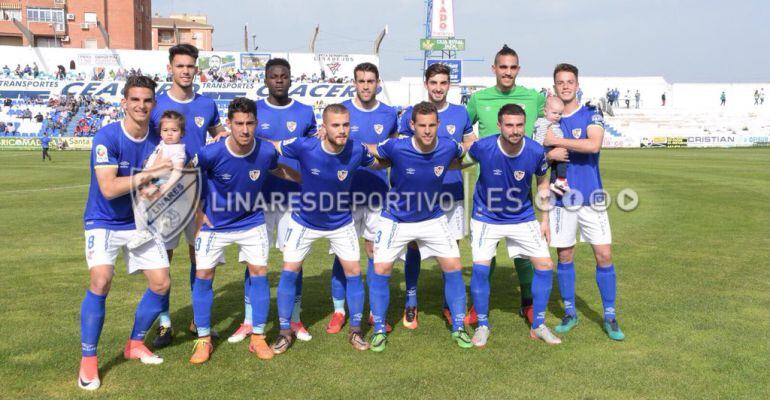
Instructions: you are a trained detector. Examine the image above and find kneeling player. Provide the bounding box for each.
[79,76,173,391]
[367,102,471,352]
[188,97,299,364]
[270,104,388,354]
[466,104,561,347]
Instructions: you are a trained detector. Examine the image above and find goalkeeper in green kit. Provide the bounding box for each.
[463,45,569,326]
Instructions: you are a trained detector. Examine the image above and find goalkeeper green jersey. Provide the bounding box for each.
[466,85,545,138]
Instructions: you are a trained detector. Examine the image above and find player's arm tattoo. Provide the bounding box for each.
[270,164,301,183]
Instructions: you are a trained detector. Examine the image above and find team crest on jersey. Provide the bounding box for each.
[373,124,384,134]
[337,170,348,181]
[249,170,261,181]
[434,165,445,177]
[195,116,205,128]
[572,128,582,138]
[95,144,108,163]
[286,121,297,133]
[446,124,456,135]
[514,170,525,181]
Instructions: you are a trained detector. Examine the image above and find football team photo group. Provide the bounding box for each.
[76,43,622,391]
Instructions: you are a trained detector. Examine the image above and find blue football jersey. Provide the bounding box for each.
[150,92,221,156]
[377,137,464,223]
[195,138,278,232]
[557,105,605,206]
[398,103,473,201]
[281,137,374,231]
[83,122,160,230]
[469,135,548,224]
[255,99,317,206]
[342,99,398,200]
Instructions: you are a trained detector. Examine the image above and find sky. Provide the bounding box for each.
[156,0,770,83]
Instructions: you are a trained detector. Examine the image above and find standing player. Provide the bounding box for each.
[227,58,317,344]
[270,104,388,354]
[465,45,556,324]
[188,97,299,364]
[396,63,474,329]
[149,44,227,347]
[544,63,624,341]
[465,104,561,347]
[40,132,52,161]
[367,102,471,352]
[325,62,398,334]
[78,76,172,391]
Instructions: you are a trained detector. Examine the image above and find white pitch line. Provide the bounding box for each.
[0,184,88,194]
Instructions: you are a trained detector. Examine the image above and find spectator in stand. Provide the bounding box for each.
[3,98,10,107]
[661,92,666,106]
[0,121,6,134]
[761,89,765,105]
[35,112,44,123]
[720,91,726,106]
[7,123,16,135]
[754,89,760,106]
[33,62,39,78]
[2,65,9,77]
[15,64,21,77]
[635,90,641,108]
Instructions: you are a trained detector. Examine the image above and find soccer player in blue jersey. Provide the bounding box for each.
[465,104,561,347]
[326,62,399,334]
[396,63,475,329]
[149,44,227,347]
[269,104,389,354]
[78,76,174,391]
[366,102,471,352]
[187,97,300,364]
[227,58,318,344]
[544,63,625,341]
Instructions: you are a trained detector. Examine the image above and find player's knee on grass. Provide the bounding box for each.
[247,264,267,276]
[89,265,114,295]
[145,270,171,294]
[592,244,612,267]
[195,268,215,281]
[283,262,303,273]
[436,257,462,272]
[557,247,575,264]
[374,262,394,275]
[531,257,554,271]
[339,259,361,276]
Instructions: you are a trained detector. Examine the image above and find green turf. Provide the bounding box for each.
[0,148,768,399]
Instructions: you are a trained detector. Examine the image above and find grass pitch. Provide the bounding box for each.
[0,148,768,399]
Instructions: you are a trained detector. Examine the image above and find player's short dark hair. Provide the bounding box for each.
[353,62,379,80]
[322,103,349,120]
[265,58,291,74]
[494,44,518,65]
[498,103,526,122]
[227,97,257,120]
[553,63,579,81]
[159,110,186,137]
[411,101,438,122]
[168,44,199,63]
[122,75,157,98]
[425,63,451,81]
